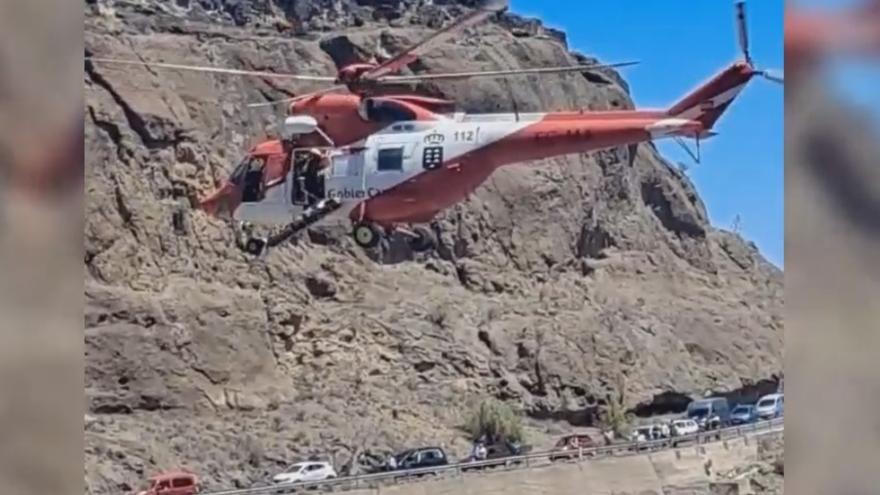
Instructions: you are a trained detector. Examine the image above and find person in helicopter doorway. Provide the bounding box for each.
[290,146,327,207]
[281,136,302,204]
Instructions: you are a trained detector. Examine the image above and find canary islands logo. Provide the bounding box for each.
[423,131,446,145]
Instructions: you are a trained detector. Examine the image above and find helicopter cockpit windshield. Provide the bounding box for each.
[230,155,267,203]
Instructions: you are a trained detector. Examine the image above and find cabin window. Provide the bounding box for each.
[377,148,404,172]
[331,156,349,177]
[331,151,365,178]
[390,124,415,133]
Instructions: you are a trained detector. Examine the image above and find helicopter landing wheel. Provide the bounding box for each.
[352,223,382,249]
[244,237,267,256]
[407,225,437,253]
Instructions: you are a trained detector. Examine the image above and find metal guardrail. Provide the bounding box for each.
[203,417,784,495]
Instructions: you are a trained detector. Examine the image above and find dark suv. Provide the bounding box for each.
[394,447,449,471]
[486,440,528,460]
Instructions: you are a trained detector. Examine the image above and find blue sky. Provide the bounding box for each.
[510,1,784,267]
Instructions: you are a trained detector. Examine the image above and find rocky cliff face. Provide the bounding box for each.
[84,1,784,493]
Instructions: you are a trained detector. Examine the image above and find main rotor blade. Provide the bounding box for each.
[736,1,753,66]
[247,85,348,108]
[374,61,640,84]
[362,0,510,80]
[86,57,338,82]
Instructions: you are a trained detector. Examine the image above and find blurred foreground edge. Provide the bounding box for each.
[786,2,880,495]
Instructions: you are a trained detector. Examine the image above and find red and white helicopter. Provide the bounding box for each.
[88,0,781,256]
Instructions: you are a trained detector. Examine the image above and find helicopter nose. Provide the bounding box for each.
[198,181,240,218]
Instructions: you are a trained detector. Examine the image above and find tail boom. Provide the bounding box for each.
[666,61,756,131]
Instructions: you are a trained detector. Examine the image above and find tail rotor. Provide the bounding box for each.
[758,68,785,84]
[736,1,784,85]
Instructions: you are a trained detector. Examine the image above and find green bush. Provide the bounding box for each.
[465,399,524,443]
[597,372,634,439]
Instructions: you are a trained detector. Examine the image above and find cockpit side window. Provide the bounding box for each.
[229,161,248,186]
[240,156,268,203]
[230,156,266,186]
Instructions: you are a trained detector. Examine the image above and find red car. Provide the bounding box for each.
[136,471,201,495]
[549,434,597,461]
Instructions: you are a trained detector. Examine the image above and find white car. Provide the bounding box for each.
[632,424,665,443]
[671,419,699,436]
[631,426,650,443]
[755,393,784,419]
[272,462,337,485]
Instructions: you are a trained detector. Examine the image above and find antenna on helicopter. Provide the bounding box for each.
[736,1,784,84]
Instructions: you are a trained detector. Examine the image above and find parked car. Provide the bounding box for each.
[687,397,731,429]
[395,447,449,471]
[670,419,700,436]
[755,393,784,419]
[549,434,596,461]
[136,471,201,495]
[631,424,667,445]
[485,440,529,460]
[462,439,529,470]
[629,425,670,452]
[730,404,759,425]
[272,461,337,484]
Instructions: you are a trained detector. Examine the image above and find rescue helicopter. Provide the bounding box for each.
[87,0,782,256]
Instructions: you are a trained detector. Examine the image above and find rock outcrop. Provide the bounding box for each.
[84,1,783,493]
